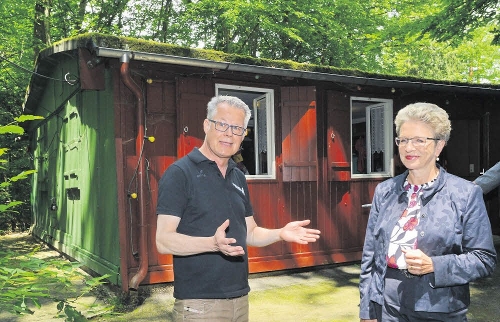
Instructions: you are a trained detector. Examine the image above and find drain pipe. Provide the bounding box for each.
[120,53,149,290]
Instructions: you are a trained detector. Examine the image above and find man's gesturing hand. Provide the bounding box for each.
[279,219,321,244]
[213,219,245,256]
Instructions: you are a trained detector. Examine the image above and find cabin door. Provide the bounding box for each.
[444,119,480,181]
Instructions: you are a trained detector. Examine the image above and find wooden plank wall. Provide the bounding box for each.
[117,69,500,285]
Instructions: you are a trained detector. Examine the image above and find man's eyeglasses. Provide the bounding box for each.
[395,137,440,147]
[208,119,246,136]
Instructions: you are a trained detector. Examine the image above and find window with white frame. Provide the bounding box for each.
[216,84,276,179]
[351,97,393,177]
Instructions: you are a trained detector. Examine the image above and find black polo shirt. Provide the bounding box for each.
[156,148,254,299]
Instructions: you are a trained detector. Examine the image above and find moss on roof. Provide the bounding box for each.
[48,33,499,88]
[50,33,388,78]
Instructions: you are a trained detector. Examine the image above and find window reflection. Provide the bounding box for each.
[351,98,393,177]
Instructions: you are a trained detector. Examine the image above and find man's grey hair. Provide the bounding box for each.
[207,95,252,127]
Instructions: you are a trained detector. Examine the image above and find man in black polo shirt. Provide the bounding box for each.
[156,95,321,322]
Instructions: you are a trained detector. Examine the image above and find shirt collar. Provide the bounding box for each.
[396,164,447,206]
[187,147,237,173]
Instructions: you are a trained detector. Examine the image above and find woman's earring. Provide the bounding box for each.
[436,157,440,161]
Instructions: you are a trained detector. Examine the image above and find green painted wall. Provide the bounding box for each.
[30,56,121,284]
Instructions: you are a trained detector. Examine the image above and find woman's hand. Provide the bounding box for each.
[402,249,434,275]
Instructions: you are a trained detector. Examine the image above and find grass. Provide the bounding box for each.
[249,281,359,322]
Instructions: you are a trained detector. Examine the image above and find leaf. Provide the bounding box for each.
[64,303,89,321]
[14,115,44,123]
[57,300,65,312]
[31,298,41,309]
[13,304,34,315]
[85,274,111,287]
[0,201,23,212]
[10,170,37,182]
[57,262,74,271]
[0,125,24,135]
[0,182,11,188]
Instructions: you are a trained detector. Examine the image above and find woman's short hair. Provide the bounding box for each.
[207,95,252,127]
[394,102,452,141]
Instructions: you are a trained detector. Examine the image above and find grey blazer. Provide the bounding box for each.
[359,166,497,320]
[475,161,500,194]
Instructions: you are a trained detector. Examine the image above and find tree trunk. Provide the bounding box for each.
[33,0,51,58]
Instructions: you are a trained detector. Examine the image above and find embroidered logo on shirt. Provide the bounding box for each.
[232,182,245,195]
[196,170,206,178]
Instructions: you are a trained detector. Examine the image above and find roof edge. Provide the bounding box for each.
[23,33,500,115]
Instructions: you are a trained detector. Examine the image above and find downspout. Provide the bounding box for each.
[120,53,149,290]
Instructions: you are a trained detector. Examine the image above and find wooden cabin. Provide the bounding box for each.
[23,34,500,291]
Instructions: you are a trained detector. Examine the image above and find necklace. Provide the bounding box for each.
[407,169,439,186]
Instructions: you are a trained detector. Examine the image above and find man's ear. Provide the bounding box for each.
[203,119,210,134]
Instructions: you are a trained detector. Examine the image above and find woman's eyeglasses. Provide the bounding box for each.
[395,137,440,147]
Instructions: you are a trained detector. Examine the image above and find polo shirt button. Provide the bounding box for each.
[420,231,425,237]
[421,213,426,218]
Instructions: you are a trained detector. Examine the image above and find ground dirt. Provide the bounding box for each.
[1,232,500,321]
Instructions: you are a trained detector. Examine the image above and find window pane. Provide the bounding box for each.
[351,98,393,177]
[369,105,385,173]
[352,103,367,174]
[255,96,268,174]
[353,126,367,174]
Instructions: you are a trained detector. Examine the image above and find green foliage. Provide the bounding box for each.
[375,1,500,83]
[0,116,43,233]
[0,249,58,315]
[20,0,496,83]
[417,0,500,45]
[164,0,388,70]
[0,242,112,319]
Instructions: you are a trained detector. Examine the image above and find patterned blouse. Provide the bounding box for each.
[387,177,437,269]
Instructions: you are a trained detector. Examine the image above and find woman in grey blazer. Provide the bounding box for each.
[359,102,496,321]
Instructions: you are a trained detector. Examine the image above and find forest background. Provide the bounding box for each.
[0,0,499,232]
